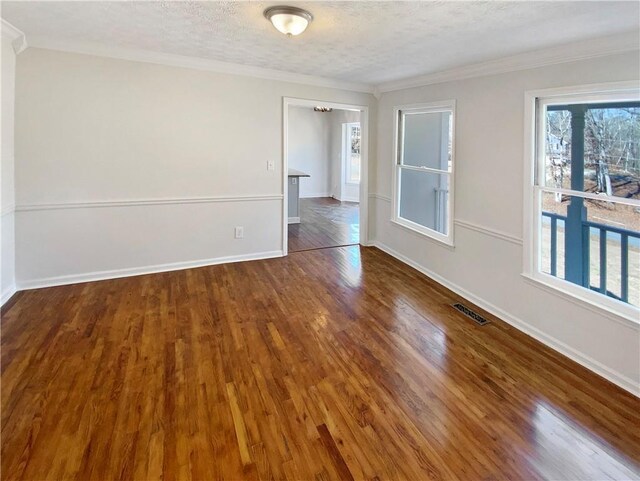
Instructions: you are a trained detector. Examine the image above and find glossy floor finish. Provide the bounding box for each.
[2,246,640,481]
[288,197,359,252]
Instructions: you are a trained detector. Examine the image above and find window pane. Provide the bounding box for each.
[544,104,640,200]
[401,110,452,172]
[544,109,572,190]
[349,125,361,183]
[399,169,450,235]
[540,190,639,307]
[348,154,360,183]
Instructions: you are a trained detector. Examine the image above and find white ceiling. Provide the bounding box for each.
[2,1,639,87]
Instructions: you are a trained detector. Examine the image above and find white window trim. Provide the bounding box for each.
[391,100,456,247]
[522,80,640,325]
[344,122,361,185]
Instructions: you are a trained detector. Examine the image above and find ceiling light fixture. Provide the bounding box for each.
[314,106,333,112]
[264,6,313,37]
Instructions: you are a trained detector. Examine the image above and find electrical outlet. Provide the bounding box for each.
[234,226,244,239]
[267,160,275,171]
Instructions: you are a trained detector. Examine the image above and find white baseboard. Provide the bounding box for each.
[330,194,360,203]
[288,217,300,224]
[300,193,331,199]
[17,250,284,291]
[1,284,17,307]
[370,240,639,397]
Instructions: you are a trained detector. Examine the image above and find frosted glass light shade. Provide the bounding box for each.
[264,6,313,37]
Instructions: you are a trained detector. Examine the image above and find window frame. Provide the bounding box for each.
[523,81,640,324]
[344,122,361,185]
[392,100,456,247]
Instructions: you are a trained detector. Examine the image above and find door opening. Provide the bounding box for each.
[282,98,369,255]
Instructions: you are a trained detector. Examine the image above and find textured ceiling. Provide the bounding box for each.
[2,1,639,85]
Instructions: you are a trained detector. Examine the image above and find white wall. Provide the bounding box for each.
[371,51,640,395]
[288,106,331,198]
[328,109,361,203]
[14,47,375,286]
[1,31,16,303]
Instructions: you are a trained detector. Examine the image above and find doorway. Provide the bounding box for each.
[282,98,368,255]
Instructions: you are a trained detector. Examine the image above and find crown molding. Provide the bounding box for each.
[376,31,640,94]
[1,18,27,54]
[26,36,375,94]
[9,27,639,97]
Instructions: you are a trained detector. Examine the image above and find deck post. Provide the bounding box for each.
[565,105,588,287]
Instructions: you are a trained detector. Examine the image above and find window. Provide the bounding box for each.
[525,83,640,321]
[393,101,455,245]
[345,123,361,184]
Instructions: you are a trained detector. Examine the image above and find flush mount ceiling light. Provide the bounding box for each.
[264,6,313,37]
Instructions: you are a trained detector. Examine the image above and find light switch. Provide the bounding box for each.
[267,160,275,171]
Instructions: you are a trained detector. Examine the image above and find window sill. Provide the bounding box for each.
[390,218,455,250]
[521,272,640,329]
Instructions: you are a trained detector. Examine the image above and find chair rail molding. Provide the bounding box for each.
[15,194,284,212]
[454,219,523,246]
[1,203,16,217]
[368,192,392,203]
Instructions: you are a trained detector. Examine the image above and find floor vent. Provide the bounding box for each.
[452,303,490,326]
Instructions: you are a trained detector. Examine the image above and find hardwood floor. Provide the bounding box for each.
[288,197,359,252]
[2,246,639,481]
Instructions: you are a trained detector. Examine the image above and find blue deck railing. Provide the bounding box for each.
[542,211,639,304]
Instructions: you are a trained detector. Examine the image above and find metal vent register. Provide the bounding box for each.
[452,303,490,326]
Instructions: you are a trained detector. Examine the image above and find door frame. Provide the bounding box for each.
[282,97,369,256]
